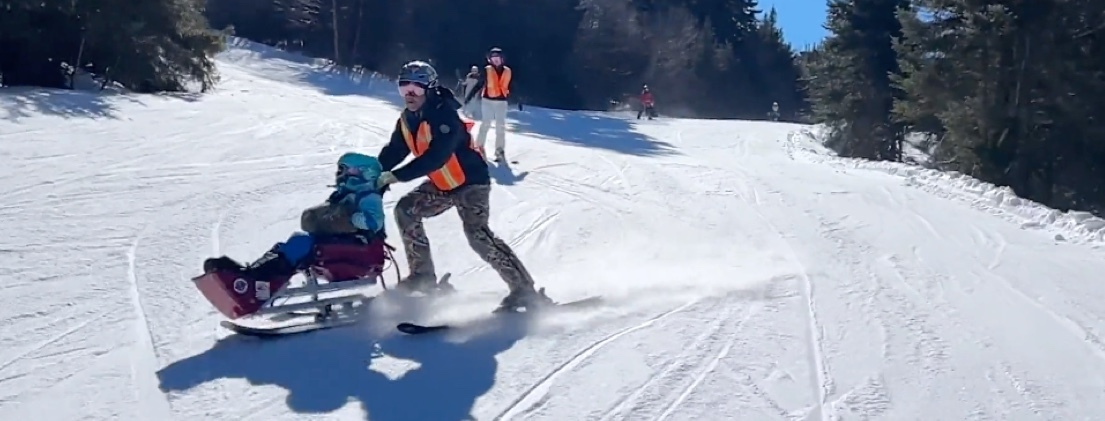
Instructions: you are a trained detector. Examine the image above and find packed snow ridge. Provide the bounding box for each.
[789,127,1105,245]
[2,37,1105,420]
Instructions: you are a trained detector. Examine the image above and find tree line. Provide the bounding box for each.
[1,0,225,92]
[5,0,1103,217]
[2,0,804,120]
[802,0,1105,217]
[201,0,804,120]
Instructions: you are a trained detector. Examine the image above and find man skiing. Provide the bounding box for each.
[198,152,389,312]
[375,60,551,312]
[464,47,512,162]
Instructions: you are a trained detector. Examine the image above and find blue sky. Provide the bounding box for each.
[759,0,828,49]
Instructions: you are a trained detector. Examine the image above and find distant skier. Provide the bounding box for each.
[465,47,512,162]
[200,152,390,302]
[459,66,480,117]
[376,60,551,311]
[637,85,656,120]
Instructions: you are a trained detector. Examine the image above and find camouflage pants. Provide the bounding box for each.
[300,202,358,235]
[395,181,535,292]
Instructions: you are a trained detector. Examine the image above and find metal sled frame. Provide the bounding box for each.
[249,244,401,321]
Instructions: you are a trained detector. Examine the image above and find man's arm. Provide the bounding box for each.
[377,119,410,172]
[391,108,464,182]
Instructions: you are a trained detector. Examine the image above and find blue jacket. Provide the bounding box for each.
[331,153,386,233]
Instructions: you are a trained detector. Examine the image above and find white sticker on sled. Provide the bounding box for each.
[255,281,270,300]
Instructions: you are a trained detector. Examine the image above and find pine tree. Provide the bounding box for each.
[805,0,910,160]
[895,0,1105,213]
[1,0,225,92]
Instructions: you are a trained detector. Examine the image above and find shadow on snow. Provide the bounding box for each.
[0,88,126,121]
[156,310,532,421]
[507,107,677,157]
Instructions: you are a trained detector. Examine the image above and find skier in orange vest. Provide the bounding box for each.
[375,60,552,312]
[465,47,513,162]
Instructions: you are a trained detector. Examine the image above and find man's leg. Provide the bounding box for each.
[476,99,494,153]
[493,100,508,156]
[452,184,545,307]
[394,182,455,288]
[273,232,316,268]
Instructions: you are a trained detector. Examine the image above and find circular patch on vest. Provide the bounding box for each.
[439,124,451,133]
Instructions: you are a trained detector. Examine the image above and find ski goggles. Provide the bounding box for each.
[398,80,426,96]
[336,163,362,179]
[488,55,503,65]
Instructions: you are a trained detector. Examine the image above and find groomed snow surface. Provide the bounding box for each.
[3,38,1105,420]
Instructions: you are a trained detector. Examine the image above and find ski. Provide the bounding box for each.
[220,296,377,338]
[395,295,603,335]
[396,322,450,335]
[220,316,360,338]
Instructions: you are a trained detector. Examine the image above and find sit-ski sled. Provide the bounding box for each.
[192,238,403,337]
[192,236,603,338]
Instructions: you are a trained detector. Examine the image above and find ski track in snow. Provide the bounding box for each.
[3,37,1105,420]
[126,231,174,418]
[495,301,698,421]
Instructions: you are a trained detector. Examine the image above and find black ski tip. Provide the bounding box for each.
[396,322,450,335]
[558,295,603,307]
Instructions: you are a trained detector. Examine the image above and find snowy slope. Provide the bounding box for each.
[3,38,1105,420]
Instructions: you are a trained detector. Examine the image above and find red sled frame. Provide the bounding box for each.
[192,239,402,323]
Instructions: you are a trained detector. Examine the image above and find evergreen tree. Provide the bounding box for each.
[895,0,1105,213]
[804,0,910,160]
[1,0,225,92]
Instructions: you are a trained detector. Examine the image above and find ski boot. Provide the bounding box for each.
[203,248,296,283]
[394,272,455,297]
[494,286,553,313]
[196,248,298,320]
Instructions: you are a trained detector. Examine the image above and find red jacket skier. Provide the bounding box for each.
[637,85,655,120]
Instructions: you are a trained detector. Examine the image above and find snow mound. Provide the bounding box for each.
[786,127,1105,245]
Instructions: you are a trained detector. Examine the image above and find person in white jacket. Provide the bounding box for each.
[464,47,512,162]
[460,66,480,117]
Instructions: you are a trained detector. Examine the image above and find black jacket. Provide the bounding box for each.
[378,87,490,188]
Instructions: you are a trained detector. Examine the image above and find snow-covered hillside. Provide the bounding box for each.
[3,38,1105,420]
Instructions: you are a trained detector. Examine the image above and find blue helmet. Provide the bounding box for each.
[397,60,438,88]
[336,152,382,183]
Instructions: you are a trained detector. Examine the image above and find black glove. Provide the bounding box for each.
[327,189,347,204]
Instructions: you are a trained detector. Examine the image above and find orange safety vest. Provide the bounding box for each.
[398,117,479,191]
[483,65,511,98]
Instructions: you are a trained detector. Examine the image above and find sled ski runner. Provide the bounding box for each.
[209,267,380,338]
[206,272,457,338]
[396,295,603,335]
[192,234,403,337]
[220,311,363,337]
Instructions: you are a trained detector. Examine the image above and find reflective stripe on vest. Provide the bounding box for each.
[399,118,467,191]
[484,65,511,98]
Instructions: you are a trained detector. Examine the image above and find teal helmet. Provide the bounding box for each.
[336,152,382,183]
